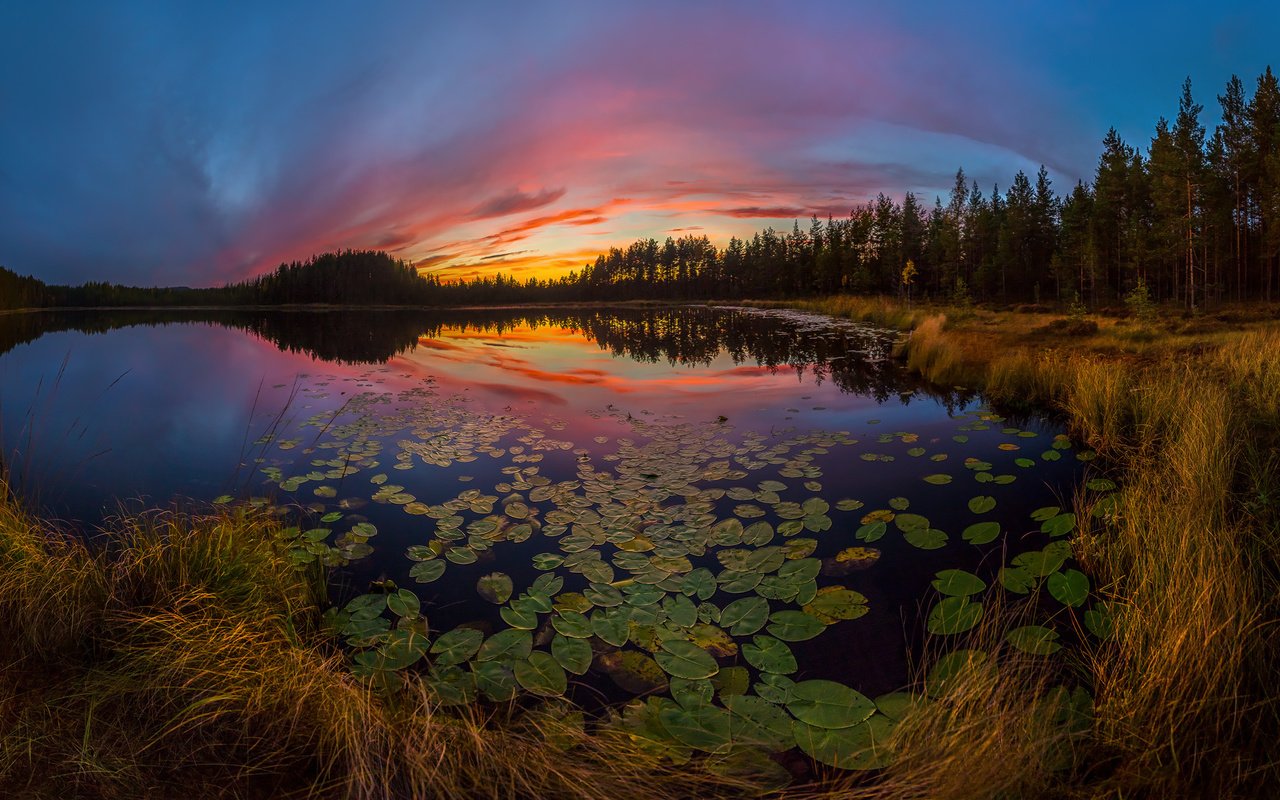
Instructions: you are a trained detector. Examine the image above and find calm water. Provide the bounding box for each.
[0,306,1084,705]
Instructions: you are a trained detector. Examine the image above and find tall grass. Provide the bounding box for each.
[0,490,754,799]
[849,305,1280,797]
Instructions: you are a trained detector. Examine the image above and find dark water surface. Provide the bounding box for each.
[0,306,1084,708]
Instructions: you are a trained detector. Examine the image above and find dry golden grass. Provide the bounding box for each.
[0,493,758,799]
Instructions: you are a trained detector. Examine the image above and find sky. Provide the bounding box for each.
[1,1,1277,287]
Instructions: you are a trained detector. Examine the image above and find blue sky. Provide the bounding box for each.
[1,1,1277,285]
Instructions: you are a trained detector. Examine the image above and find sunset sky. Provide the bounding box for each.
[1,1,1277,287]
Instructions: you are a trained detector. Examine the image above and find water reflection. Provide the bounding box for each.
[0,306,943,404]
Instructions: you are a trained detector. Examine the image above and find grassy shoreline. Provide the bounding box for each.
[2,297,1277,798]
[773,296,1280,797]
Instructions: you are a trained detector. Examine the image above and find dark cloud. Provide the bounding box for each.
[468,187,566,219]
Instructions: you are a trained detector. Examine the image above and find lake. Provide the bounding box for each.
[0,305,1092,765]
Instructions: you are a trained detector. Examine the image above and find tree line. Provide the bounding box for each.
[3,67,1278,310]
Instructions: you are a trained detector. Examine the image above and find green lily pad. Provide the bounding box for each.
[893,513,930,533]
[551,634,593,675]
[655,639,720,680]
[792,717,893,769]
[962,521,1001,545]
[387,589,420,619]
[931,569,987,597]
[766,610,826,641]
[430,628,484,666]
[856,521,886,542]
[1047,569,1090,607]
[712,666,750,697]
[551,610,593,639]
[474,660,517,701]
[658,703,732,753]
[904,527,948,550]
[923,474,953,485]
[742,635,797,674]
[1041,513,1076,537]
[998,565,1037,594]
[590,608,631,646]
[515,651,568,696]
[968,496,996,514]
[476,572,514,604]
[721,596,770,636]
[802,587,869,622]
[681,568,717,600]
[927,596,983,635]
[786,680,876,729]
[477,628,533,662]
[1007,625,1062,655]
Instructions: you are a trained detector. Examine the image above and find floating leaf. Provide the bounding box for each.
[803,587,868,623]
[721,596,770,636]
[590,608,631,646]
[551,634,593,675]
[968,496,996,514]
[1047,569,1090,607]
[855,522,886,542]
[1007,625,1062,655]
[875,691,926,721]
[551,610,593,639]
[904,527,947,550]
[786,680,876,729]
[923,474,953,485]
[430,628,483,666]
[387,589,420,619]
[515,651,568,696]
[655,639,719,680]
[1041,513,1076,537]
[741,635,797,674]
[926,649,990,698]
[998,566,1037,594]
[477,629,533,662]
[927,596,983,635]
[688,624,738,657]
[962,521,1000,545]
[476,573,513,605]
[409,560,446,584]
[599,650,668,693]
[792,718,893,770]
[931,569,987,597]
[712,666,750,697]
[893,513,930,533]
[681,568,717,601]
[766,610,826,641]
[658,703,732,753]
[474,660,517,701]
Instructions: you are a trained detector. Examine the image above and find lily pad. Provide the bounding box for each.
[551,634,593,675]
[721,596,770,636]
[476,572,514,604]
[741,635,797,674]
[515,651,568,696]
[430,628,484,666]
[962,521,1001,545]
[1006,625,1062,655]
[786,680,876,729]
[792,718,893,770]
[655,639,719,680]
[477,628,533,661]
[1047,569,1090,607]
[968,496,997,514]
[927,596,983,635]
[931,569,987,597]
[766,610,827,641]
